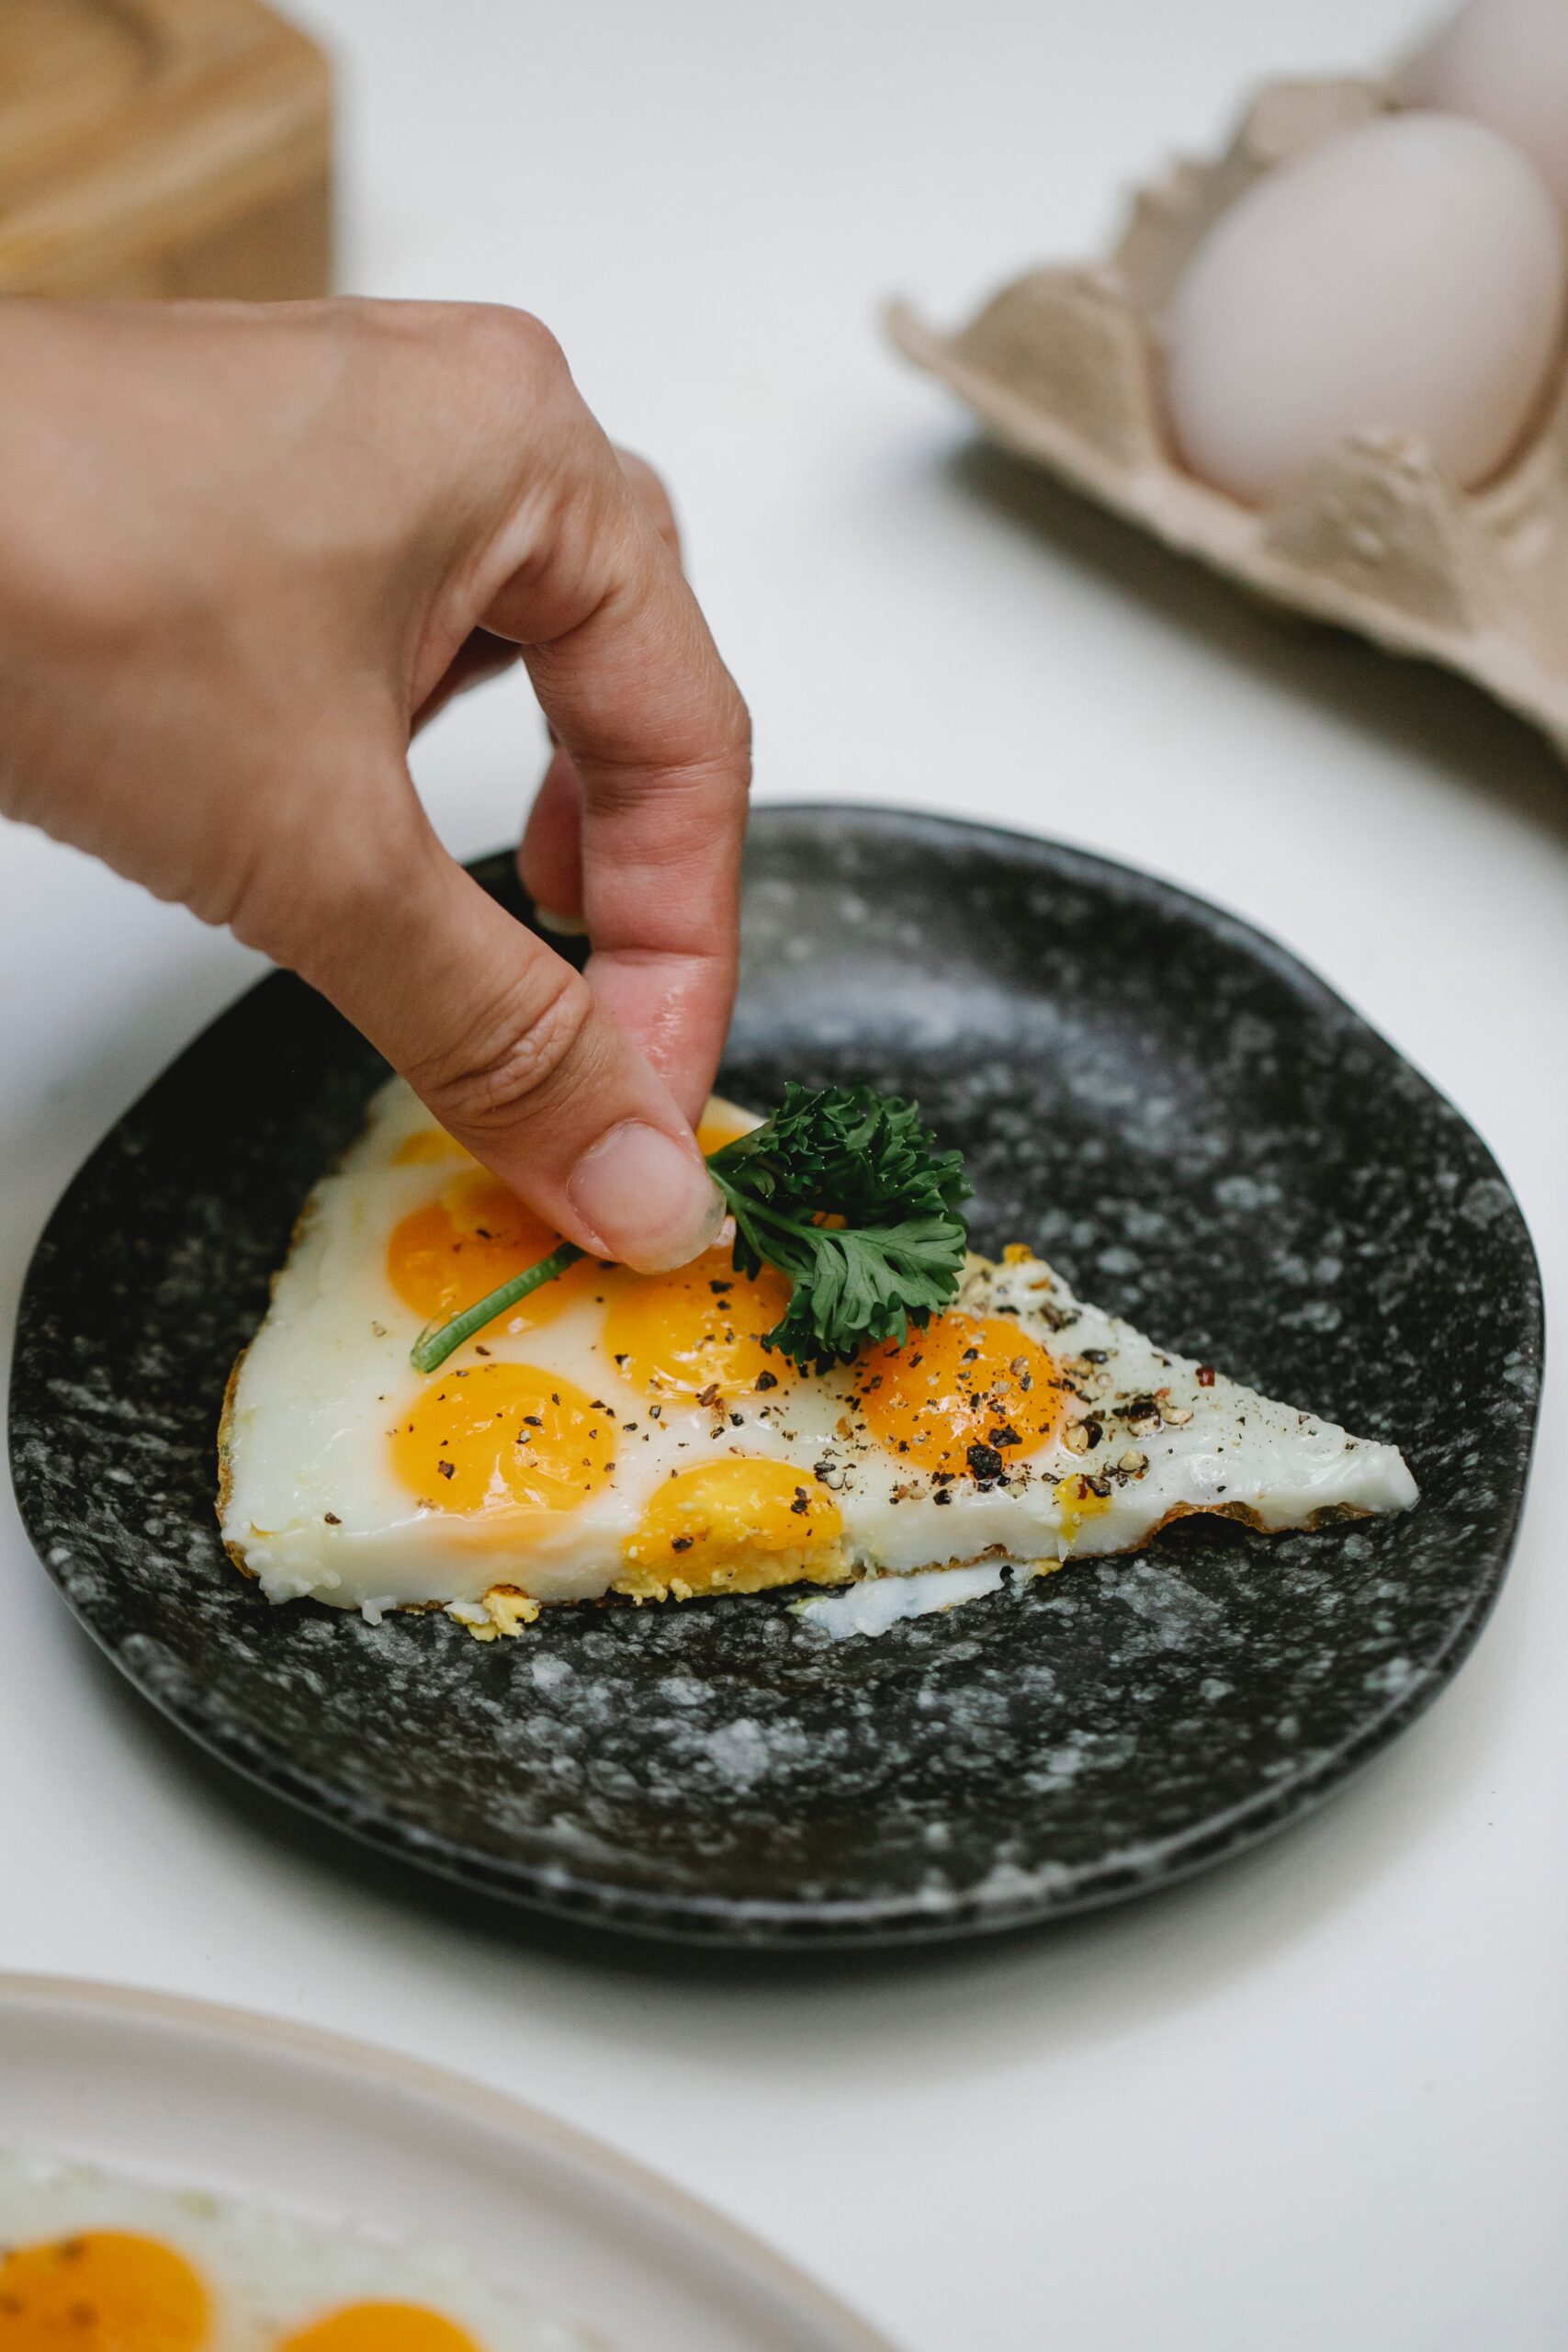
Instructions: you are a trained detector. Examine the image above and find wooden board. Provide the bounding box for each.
[0,0,332,300]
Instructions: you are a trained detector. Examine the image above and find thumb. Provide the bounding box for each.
[267,785,725,1273]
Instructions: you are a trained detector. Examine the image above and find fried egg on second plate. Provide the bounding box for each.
[218,1080,1416,1633]
[0,2151,590,2351]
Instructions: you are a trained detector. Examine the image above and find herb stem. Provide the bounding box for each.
[410,1240,585,1374]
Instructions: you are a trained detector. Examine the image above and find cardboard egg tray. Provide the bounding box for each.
[889,74,1568,754]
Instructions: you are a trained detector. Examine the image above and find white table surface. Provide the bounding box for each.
[3,2,1565,2346]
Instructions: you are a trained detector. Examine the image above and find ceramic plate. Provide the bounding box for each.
[8,808,1542,1943]
[0,1973,888,2349]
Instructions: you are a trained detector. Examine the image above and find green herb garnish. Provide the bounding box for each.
[410,1082,971,1377]
[704,1081,972,1372]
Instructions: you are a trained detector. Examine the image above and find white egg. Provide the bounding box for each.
[0,2148,591,2349]
[219,1079,1416,1630]
[793,1560,1012,1638]
[1161,111,1567,503]
[1401,0,1568,219]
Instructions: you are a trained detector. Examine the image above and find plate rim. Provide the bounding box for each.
[0,1970,896,2352]
[10,805,1545,1945]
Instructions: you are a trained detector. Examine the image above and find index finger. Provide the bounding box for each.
[476,384,750,1127]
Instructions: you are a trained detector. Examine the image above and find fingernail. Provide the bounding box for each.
[534,905,589,938]
[568,1123,726,1272]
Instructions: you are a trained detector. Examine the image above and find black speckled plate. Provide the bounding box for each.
[9,808,1542,1946]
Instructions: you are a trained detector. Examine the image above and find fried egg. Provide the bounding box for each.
[0,2152,592,2350]
[218,1080,1416,1632]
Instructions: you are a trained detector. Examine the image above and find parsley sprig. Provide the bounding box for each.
[409,1082,971,1377]
[705,1081,971,1371]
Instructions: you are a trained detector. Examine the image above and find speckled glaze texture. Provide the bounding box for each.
[9,809,1542,1946]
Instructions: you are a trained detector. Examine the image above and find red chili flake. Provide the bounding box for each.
[1197,1364,1216,1385]
[696,1382,722,1410]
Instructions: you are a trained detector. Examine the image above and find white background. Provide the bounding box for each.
[2,2,1565,2346]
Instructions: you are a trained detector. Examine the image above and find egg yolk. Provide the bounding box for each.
[0,2231,209,2350]
[391,1362,615,1518]
[1055,1472,1113,1540]
[391,1127,471,1167]
[276,2303,481,2352]
[852,1313,1062,1476]
[625,1455,843,1589]
[694,1101,757,1155]
[603,1249,793,1399]
[387,1169,595,1334]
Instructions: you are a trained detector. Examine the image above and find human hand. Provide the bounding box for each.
[0,299,750,1271]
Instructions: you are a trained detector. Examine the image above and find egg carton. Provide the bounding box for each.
[888,74,1568,755]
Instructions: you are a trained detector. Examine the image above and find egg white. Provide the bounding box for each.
[220,1080,1416,1628]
